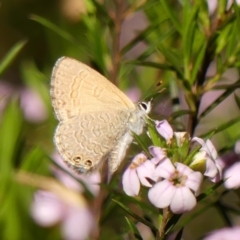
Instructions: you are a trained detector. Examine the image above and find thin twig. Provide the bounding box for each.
[109,0,126,85]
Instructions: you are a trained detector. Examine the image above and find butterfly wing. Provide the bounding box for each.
[51,57,136,122]
[54,110,131,173]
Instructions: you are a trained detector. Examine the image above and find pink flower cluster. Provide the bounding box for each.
[31,153,100,240]
[122,120,223,214]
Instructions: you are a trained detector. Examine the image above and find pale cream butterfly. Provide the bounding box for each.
[50,57,151,176]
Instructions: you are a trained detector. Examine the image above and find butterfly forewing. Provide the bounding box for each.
[51,57,136,122]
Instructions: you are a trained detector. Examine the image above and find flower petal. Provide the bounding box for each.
[122,168,140,196]
[210,159,223,183]
[148,180,175,208]
[224,162,240,189]
[170,187,197,214]
[154,158,175,179]
[31,191,65,226]
[174,132,190,147]
[175,162,193,176]
[205,139,218,160]
[185,171,203,193]
[137,160,156,187]
[205,157,218,178]
[192,137,205,147]
[204,227,240,240]
[62,206,94,240]
[155,120,173,141]
[149,146,167,164]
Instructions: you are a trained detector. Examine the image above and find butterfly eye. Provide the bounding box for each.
[85,160,93,167]
[138,101,151,114]
[72,155,82,163]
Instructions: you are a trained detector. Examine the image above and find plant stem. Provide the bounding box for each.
[110,0,126,85]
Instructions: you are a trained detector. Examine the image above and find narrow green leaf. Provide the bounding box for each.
[170,110,194,120]
[121,18,167,55]
[30,14,77,45]
[147,120,162,146]
[215,23,232,54]
[171,203,213,233]
[225,17,239,60]
[182,4,198,81]
[125,217,143,240]
[0,40,27,76]
[200,80,240,118]
[125,60,174,71]
[20,147,50,174]
[112,199,158,232]
[200,115,240,138]
[197,180,225,202]
[157,45,183,79]
[161,0,182,34]
[131,131,151,158]
[0,99,23,177]
[191,42,207,84]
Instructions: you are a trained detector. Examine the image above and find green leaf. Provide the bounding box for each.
[30,15,77,45]
[157,45,183,79]
[197,180,225,202]
[216,24,233,54]
[121,18,168,55]
[225,16,240,61]
[191,42,207,84]
[170,110,194,120]
[147,120,162,146]
[20,147,50,175]
[182,3,199,81]
[161,0,182,34]
[125,217,143,240]
[200,116,240,138]
[125,60,174,71]
[131,131,151,158]
[0,99,23,177]
[112,199,158,232]
[199,80,240,119]
[0,40,27,76]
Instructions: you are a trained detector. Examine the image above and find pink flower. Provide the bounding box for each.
[192,137,222,182]
[149,146,167,165]
[148,159,203,214]
[224,162,240,189]
[0,82,47,123]
[32,191,94,240]
[155,120,173,142]
[122,153,156,196]
[219,142,240,189]
[204,227,240,240]
[20,88,47,123]
[31,153,100,240]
